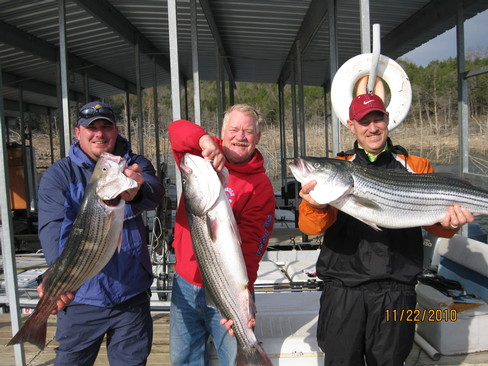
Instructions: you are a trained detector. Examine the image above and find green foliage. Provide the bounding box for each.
[100,55,488,138]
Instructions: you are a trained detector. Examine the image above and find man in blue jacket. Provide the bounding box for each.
[37,101,164,365]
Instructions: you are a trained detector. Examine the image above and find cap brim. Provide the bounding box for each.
[352,107,387,121]
[78,116,116,127]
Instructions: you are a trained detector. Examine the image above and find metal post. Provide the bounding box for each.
[0,62,26,366]
[328,0,340,155]
[125,91,131,143]
[183,79,189,120]
[323,84,330,158]
[168,0,181,121]
[216,49,223,133]
[48,108,55,164]
[135,37,144,156]
[168,0,182,206]
[19,87,32,216]
[153,57,161,178]
[456,0,469,238]
[296,41,306,157]
[290,59,298,160]
[190,0,201,125]
[58,0,71,157]
[278,82,287,200]
[359,0,371,54]
[83,72,89,104]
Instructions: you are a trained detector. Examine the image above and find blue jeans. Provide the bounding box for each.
[170,273,237,366]
[54,291,152,366]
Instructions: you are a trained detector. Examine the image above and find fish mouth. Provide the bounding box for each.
[289,158,310,181]
[179,158,193,178]
[102,197,121,207]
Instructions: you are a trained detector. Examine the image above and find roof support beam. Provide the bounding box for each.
[3,99,55,115]
[0,19,137,94]
[74,0,186,82]
[199,0,236,89]
[381,0,479,59]
[278,0,329,85]
[2,72,94,103]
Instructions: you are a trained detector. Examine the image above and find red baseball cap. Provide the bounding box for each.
[349,94,387,121]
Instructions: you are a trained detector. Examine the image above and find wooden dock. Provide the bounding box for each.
[0,312,170,365]
[1,310,488,365]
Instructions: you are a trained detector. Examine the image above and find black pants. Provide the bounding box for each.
[317,280,416,366]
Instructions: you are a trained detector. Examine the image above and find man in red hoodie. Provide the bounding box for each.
[168,104,275,365]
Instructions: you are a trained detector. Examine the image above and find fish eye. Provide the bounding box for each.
[313,162,321,169]
[101,167,107,172]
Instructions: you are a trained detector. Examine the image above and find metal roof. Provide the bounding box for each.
[1,0,487,117]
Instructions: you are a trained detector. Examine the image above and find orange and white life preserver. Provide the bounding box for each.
[331,53,412,131]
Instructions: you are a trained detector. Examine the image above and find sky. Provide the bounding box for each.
[400,9,488,66]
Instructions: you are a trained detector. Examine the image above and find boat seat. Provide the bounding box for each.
[209,291,325,365]
[416,235,488,355]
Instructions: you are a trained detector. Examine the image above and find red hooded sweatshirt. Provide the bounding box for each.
[168,119,275,291]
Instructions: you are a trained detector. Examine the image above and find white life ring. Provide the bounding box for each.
[331,53,412,131]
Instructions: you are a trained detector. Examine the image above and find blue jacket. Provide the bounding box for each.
[37,136,164,307]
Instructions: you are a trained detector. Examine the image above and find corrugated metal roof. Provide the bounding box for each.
[1,0,487,116]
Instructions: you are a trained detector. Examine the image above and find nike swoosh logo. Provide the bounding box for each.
[363,100,375,104]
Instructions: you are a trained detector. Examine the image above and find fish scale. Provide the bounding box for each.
[188,214,254,348]
[289,156,488,230]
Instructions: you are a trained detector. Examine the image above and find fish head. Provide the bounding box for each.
[93,152,138,204]
[180,153,224,216]
[288,157,353,205]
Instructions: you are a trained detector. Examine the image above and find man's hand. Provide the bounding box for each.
[299,180,328,209]
[199,135,226,172]
[37,283,74,314]
[440,204,474,229]
[219,316,256,337]
[120,163,144,202]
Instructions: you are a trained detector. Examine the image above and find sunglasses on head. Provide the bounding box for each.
[78,106,114,119]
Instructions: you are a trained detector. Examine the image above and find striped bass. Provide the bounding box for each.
[8,152,138,349]
[289,156,488,230]
[180,153,273,366]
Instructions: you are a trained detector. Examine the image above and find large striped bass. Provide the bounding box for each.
[8,152,138,349]
[289,156,488,230]
[180,153,273,366]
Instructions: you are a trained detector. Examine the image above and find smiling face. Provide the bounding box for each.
[75,119,119,162]
[347,111,389,156]
[221,109,261,164]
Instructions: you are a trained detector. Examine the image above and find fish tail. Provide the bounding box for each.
[7,311,48,349]
[7,297,55,350]
[237,342,274,366]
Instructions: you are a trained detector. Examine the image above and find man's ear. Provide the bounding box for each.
[346,119,355,133]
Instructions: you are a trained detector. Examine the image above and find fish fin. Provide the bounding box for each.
[310,185,351,205]
[203,287,218,310]
[230,215,242,244]
[356,218,382,231]
[7,314,48,350]
[206,215,219,243]
[351,196,382,210]
[431,172,474,186]
[6,296,55,350]
[217,167,229,187]
[117,231,123,253]
[237,342,274,366]
[247,286,256,316]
